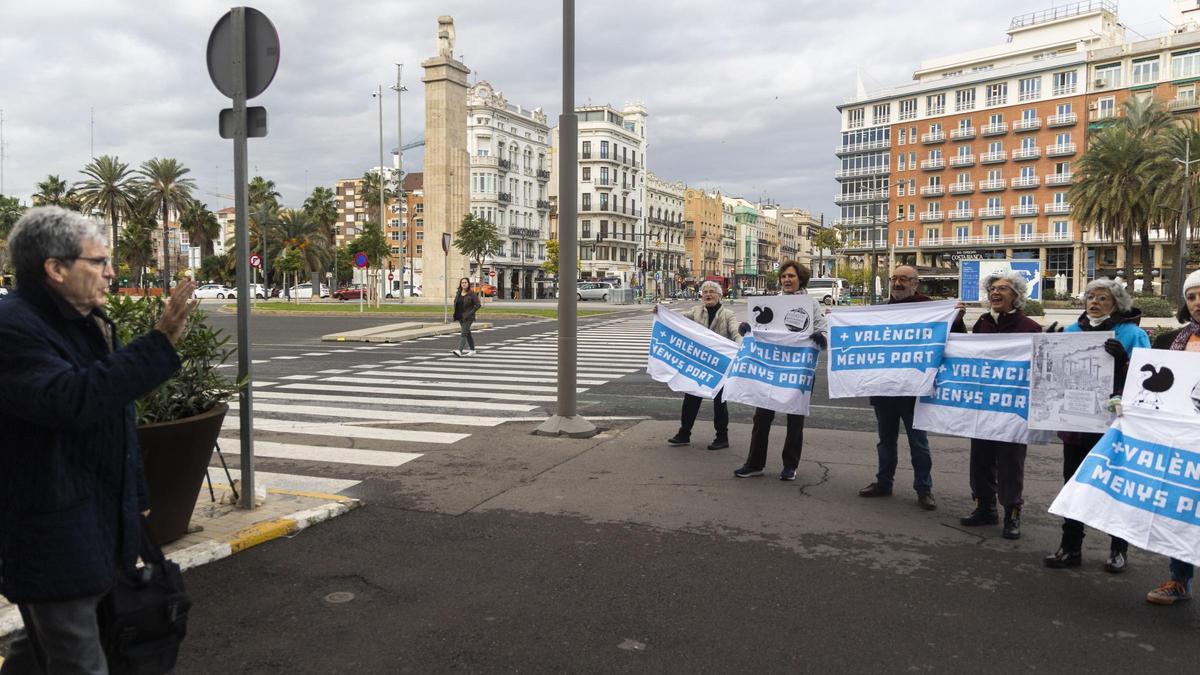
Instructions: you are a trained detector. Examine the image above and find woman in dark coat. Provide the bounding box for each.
[1145,269,1200,605]
[452,277,481,357]
[1044,278,1148,572]
[959,269,1042,539]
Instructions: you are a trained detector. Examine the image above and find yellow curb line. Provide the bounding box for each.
[228,518,300,554]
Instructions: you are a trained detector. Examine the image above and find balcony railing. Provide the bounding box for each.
[1046,143,1077,157]
[927,105,945,116]
[919,211,945,222]
[979,206,1006,218]
[1169,98,1200,113]
[921,131,946,144]
[1010,204,1039,216]
[536,169,551,180]
[834,165,890,179]
[832,216,885,227]
[498,159,511,171]
[982,122,1008,136]
[1044,202,1072,215]
[948,208,974,221]
[1052,85,1078,97]
[1047,112,1078,127]
[979,150,1006,164]
[920,158,945,170]
[498,192,512,203]
[1013,118,1042,132]
[836,138,891,155]
[950,154,976,167]
[980,179,1006,192]
[536,199,551,210]
[1011,176,1040,189]
[986,96,1008,108]
[950,127,976,140]
[1013,147,1041,160]
[920,184,945,196]
[1089,109,1120,122]
[949,181,975,194]
[470,155,498,168]
[903,231,1075,249]
[1045,172,1074,186]
[834,189,888,203]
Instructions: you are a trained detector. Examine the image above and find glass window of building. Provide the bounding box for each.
[1132,57,1160,85]
[873,103,890,125]
[899,98,918,120]
[1052,71,1077,95]
[1018,77,1041,101]
[926,93,945,115]
[1019,222,1033,240]
[986,83,1007,106]
[1173,50,1200,79]
[955,88,976,111]
[848,108,865,128]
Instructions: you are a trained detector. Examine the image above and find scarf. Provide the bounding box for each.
[1170,320,1200,351]
[1087,314,1112,327]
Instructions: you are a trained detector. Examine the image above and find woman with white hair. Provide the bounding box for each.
[663,280,741,450]
[1044,278,1148,572]
[959,269,1043,539]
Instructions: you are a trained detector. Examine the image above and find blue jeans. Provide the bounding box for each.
[871,396,932,493]
[1171,558,1194,589]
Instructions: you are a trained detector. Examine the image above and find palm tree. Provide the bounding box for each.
[248,176,281,210]
[117,204,157,291]
[1150,120,1200,299]
[75,155,137,289]
[32,175,74,207]
[1119,98,1173,292]
[179,199,221,259]
[359,171,393,227]
[248,200,281,289]
[276,208,330,281]
[137,158,196,288]
[304,186,338,243]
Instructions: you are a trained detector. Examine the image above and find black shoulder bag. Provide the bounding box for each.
[98,520,192,674]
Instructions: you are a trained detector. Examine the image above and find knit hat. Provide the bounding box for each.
[1185,269,1200,298]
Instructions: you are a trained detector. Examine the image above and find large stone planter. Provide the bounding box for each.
[137,403,229,545]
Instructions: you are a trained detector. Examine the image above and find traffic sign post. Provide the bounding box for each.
[208,6,279,510]
[442,233,452,323]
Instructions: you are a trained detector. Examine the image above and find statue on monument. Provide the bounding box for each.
[437,16,455,58]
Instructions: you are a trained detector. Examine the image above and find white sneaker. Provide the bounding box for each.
[451,349,463,357]
[467,350,477,356]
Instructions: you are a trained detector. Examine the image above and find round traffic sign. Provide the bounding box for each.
[488,270,496,278]
[207,8,281,100]
[354,252,369,269]
[387,273,394,281]
[249,253,262,269]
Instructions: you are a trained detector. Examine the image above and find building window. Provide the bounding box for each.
[1053,220,1069,239]
[955,88,976,111]
[581,141,591,158]
[926,93,945,116]
[897,127,906,145]
[899,98,918,120]
[1174,50,1200,79]
[1132,57,1160,85]
[872,103,890,125]
[1021,137,1036,151]
[986,224,1000,241]
[1052,70,1077,95]
[1056,102,1072,116]
[581,220,591,238]
[1019,222,1034,241]
[956,199,969,211]
[985,82,1008,106]
[989,112,1003,125]
[415,231,424,240]
[415,245,423,255]
[582,167,591,181]
[848,108,865,128]
[1018,76,1041,101]
[1094,63,1121,89]
[907,204,916,220]
[582,193,591,210]
[1097,96,1116,119]
[897,153,906,171]
[956,226,969,242]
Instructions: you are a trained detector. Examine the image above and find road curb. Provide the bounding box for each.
[0,494,361,640]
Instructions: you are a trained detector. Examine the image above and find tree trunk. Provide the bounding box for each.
[1138,224,1154,296]
[161,202,171,290]
[1123,225,1136,295]
[110,213,121,292]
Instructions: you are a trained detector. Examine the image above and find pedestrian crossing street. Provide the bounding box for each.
[215,316,653,495]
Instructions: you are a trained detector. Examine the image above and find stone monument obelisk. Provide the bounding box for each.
[422,16,472,304]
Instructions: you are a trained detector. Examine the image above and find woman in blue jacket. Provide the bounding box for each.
[1044,278,1148,573]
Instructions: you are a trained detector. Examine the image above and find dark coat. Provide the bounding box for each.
[1152,325,1200,350]
[971,310,1042,334]
[453,291,481,323]
[0,283,180,603]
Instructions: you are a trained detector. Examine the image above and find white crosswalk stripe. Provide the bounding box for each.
[221,316,653,494]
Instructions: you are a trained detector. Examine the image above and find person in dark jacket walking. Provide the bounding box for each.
[0,207,197,674]
[1145,268,1200,605]
[452,277,481,357]
[1043,278,1148,573]
[858,266,967,510]
[959,269,1042,539]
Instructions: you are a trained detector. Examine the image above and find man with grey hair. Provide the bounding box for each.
[859,266,966,509]
[0,207,197,673]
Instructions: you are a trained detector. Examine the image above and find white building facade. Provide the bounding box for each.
[645,171,686,294]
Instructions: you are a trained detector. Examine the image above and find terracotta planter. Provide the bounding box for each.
[137,403,229,545]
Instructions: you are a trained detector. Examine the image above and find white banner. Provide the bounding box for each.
[723,332,820,415]
[1049,406,1200,567]
[646,307,739,399]
[746,293,823,338]
[826,300,959,398]
[1124,348,1200,417]
[914,333,1053,445]
[1028,332,1116,433]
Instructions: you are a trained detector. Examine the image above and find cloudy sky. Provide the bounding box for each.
[0,1,1173,220]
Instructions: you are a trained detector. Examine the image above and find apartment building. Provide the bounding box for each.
[836,0,1129,294]
[467,81,551,298]
[763,206,819,269]
[719,196,737,281]
[683,188,723,282]
[400,172,424,288]
[646,172,686,295]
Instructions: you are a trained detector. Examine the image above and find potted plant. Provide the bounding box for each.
[106,294,241,545]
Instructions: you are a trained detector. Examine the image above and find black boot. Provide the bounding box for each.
[1003,505,1022,540]
[959,499,999,526]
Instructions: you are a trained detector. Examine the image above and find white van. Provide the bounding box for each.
[807,277,849,305]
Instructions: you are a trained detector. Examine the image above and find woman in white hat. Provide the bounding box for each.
[1145,268,1200,605]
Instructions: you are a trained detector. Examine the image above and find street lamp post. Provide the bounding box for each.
[1174,137,1198,300]
[392,64,408,303]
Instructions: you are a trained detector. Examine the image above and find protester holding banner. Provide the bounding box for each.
[664,281,742,450]
[960,270,1042,539]
[1045,278,1148,572]
[1144,269,1200,605]
[734,261,828,481]
[859,266,966,511]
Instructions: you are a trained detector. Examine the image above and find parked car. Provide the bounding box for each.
[578,281,615,301]
[193,284,236,299]
[740,286,759,297]
[471,282,497,297]
[247,283,280,299]
[287,283,330,299]
[332,286,366,301]
[386,283,422,298]
[807,277,849,305]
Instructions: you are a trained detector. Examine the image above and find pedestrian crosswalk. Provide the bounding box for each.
[215,316,653,495]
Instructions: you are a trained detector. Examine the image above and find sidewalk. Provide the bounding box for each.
[0,479,361,639]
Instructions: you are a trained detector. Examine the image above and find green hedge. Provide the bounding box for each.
[1134,294,1174,318]
[1023,300,1045,317]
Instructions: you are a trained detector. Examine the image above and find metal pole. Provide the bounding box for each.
[537,0,594,438]
[1175,137,1194,301]
[393,64,406,304]
[231,8,256,509]
[377,85,385,307]
[869,218,878,305]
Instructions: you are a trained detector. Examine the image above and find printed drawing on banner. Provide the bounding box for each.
[1124,348,1200,416]
[747,294,822,337]
[1028,332,1115,433]
[646,307,738,399]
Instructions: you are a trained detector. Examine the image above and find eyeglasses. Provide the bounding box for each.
[889,276,917,283]
[70,256,113,268]
[987,285,1015,294]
